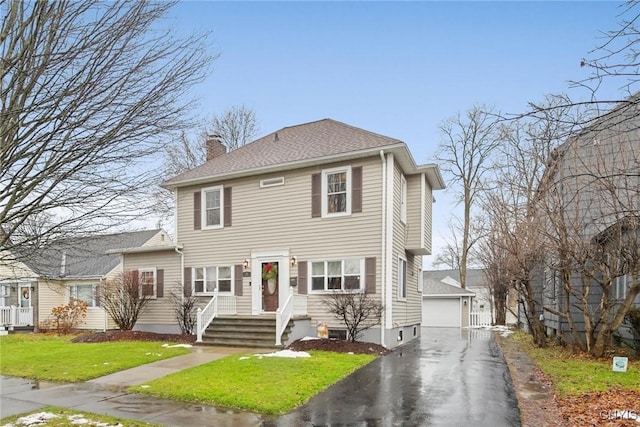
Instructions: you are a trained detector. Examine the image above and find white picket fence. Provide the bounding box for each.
[469,311,492,327]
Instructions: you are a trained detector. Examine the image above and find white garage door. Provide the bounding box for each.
[422,298,461,327]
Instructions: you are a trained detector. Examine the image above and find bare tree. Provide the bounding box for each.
[153,105,259,222]
[1,1,213,259]
[96,271,152,330]
[169,285,198,335]
[206,105,259,152]
[322,290,383,342]
[435,105,499,288]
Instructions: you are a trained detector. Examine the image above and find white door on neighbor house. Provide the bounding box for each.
[422,297,461,327]
[0,285,10,307]
[19,286,31,308]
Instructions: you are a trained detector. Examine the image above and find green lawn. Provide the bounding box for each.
[0,334,190,382]
[511,331,640,396]
[0,406,161,427]
[129,350,376,414]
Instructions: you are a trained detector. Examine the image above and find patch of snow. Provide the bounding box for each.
[300,336,320,341]
[161,343,192,348]
[9,412,59,426]
[466,325,514,336]
[139,385,150,388]
[347,352,354,355]
[238,356,250,361]
[259,350,311,358]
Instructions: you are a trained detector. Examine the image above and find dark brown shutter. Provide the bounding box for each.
[297,261,307,295]
[311,173,321,218]
[194,192,201,230]
[224,187,232,227]
[365,257,376,294]
[94,283,101,307]
[184,267,192,296]
[352,166,362,213]
[234,264,243,296]
[156,269,164,297]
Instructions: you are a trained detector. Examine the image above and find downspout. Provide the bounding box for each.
[175,246,184,304]
[379,150,386,347]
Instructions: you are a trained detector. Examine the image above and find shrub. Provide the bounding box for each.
[322,290,383,342]
[50,298,88,334]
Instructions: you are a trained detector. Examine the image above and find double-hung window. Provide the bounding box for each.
[398,257,407,300]
[193,266,232,294]
[202,186,223,228]
[139,269,156,297]
[311,259,362,292]
[322,167,351,216]
[70,284,97,307]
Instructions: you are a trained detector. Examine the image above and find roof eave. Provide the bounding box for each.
[162,144,407,190]
[106,244,183,255]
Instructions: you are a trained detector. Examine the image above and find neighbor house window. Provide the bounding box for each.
[322,167,351,216]
[398,257,407,300]
[202,186,223,228]
[69,284,97,308]
[616,274,629,300]
[310,258,362,292]
[400,174,407,223]
[193,266,232,294]
[1,284,10,307]
[139,268,156,298]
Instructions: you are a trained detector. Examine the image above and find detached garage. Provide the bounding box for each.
[422,273,475,328]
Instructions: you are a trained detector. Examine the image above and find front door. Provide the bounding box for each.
[261,262,279,312]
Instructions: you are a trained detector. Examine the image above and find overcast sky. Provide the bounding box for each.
[164,1,626,267]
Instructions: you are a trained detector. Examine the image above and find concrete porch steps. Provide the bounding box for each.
[200,315,298,349]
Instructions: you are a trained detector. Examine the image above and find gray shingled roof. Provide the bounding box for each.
[422,269,482,296]
[423,279,475,296]
[23,230,161,279]
[164,118,404,187]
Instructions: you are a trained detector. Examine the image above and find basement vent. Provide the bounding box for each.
[260,177,285,188]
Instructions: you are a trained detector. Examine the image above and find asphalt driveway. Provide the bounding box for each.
[269,327,521,426]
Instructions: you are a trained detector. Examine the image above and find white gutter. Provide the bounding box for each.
[379,150,386,347]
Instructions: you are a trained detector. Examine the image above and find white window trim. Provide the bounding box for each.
[260,177,285,188]
[139,268,157,299]
[308,258,364,293]
[202,185,224,229]
[398,256,407,301]
[400,174,407,224]
[193,265,234,296]
[69,284,98,308]
[321,166,352,218]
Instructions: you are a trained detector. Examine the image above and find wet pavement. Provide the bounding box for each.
[268,327,521,426]
[1,328,521,426]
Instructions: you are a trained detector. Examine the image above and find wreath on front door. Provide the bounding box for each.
[262,263,278,281]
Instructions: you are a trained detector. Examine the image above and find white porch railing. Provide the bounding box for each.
[276,290,294,346]
[470,311,493,327]
[196,293,218,343]
[0,306,33,327]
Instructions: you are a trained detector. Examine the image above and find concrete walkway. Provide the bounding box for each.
[1,346,266,426]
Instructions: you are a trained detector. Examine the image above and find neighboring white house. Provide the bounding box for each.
[0,229,171,331]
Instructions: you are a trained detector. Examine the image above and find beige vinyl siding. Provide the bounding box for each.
[37,278,110,331]
[122,250,181,327]
[0,252,36,281]
[142,230,171,246]
[176,156,384,322]
[391,163,422,327]
[405,174,422,251]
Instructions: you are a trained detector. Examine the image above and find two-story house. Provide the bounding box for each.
[524,98,640,350]
[121,119,444,348]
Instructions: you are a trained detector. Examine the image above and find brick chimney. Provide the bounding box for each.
[205,134,226,161]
